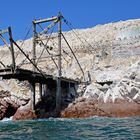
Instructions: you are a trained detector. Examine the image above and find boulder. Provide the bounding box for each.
[13,108,36,121]
[61,99,140,118]
[0,80,30,120]
[13,101,37,121]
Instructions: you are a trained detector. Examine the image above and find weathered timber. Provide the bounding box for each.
[0,68,79,84]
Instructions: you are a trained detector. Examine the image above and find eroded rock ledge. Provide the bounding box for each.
[61,98,140,118]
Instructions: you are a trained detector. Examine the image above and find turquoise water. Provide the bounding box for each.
[0,117,140,140]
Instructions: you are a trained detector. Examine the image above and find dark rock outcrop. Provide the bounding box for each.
[0,81,30,120]
[13,108,37,121]
[0,90,19,120]
[13,101,37,120]
[61,98,140,118]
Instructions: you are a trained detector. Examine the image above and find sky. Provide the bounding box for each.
[0,0,140,40]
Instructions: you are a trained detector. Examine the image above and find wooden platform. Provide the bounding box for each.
[0,68,79,84]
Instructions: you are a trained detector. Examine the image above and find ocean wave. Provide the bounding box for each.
[1,116,13,122]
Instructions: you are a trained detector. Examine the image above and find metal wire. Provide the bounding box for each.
[37,24,69,64]
[36,26,55,64]
[62,33,85,81]
[0,34,11,66]
[63,17,97,54]
[15,24,32,62]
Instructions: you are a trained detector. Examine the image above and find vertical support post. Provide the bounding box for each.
[8,27,16,70]
[42,84,47,97]
[67,82,71,99]
[32,21,36,72]
[68,82,71,97]
[30,82,36,110]
[39,83,43,101]
[56,12,62,111]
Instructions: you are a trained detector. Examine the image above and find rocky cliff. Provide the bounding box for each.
[0,18,140,119]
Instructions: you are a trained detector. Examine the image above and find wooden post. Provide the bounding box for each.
[39,83,43,101]
[32,21,36,72]
[30,82,36,110]
[68,82,71,96]
[42,84,47,97]
[8,27,16,70]
[56,12,62,111]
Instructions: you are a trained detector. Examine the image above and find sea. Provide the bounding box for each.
[0,117,140,140]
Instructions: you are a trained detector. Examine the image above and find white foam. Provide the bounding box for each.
[1,116,13,122]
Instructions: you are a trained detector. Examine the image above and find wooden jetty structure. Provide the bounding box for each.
[0,13,84,112]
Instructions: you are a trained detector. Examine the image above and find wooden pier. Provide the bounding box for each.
[0,68,78,84]
[0,13,84,113]
[0,67,78,111]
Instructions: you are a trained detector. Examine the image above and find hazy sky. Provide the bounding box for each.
[0,0,139,40]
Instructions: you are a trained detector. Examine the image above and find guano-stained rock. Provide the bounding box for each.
[0,18,140,119]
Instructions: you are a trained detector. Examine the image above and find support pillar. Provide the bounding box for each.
[42,84,47,97]
[68,82,71,98]
[67,82,71,98]
[56,12,62,111]
[56,77,61,111]
[32,21,36,72]
[39,83,43,101]
[30,82,36,110]
[8,27,16,70]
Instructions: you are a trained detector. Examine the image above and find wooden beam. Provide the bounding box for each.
[32,22,36,72]
[0,29,8,35]
[8,27,16,70]
[33,16,58,24]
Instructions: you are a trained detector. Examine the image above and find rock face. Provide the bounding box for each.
[0,80,30,120]
[13,101,37,120]
[13,108,36,120]
[61,61,140,118]
[0,18,140,119]
[61,99,140,118]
